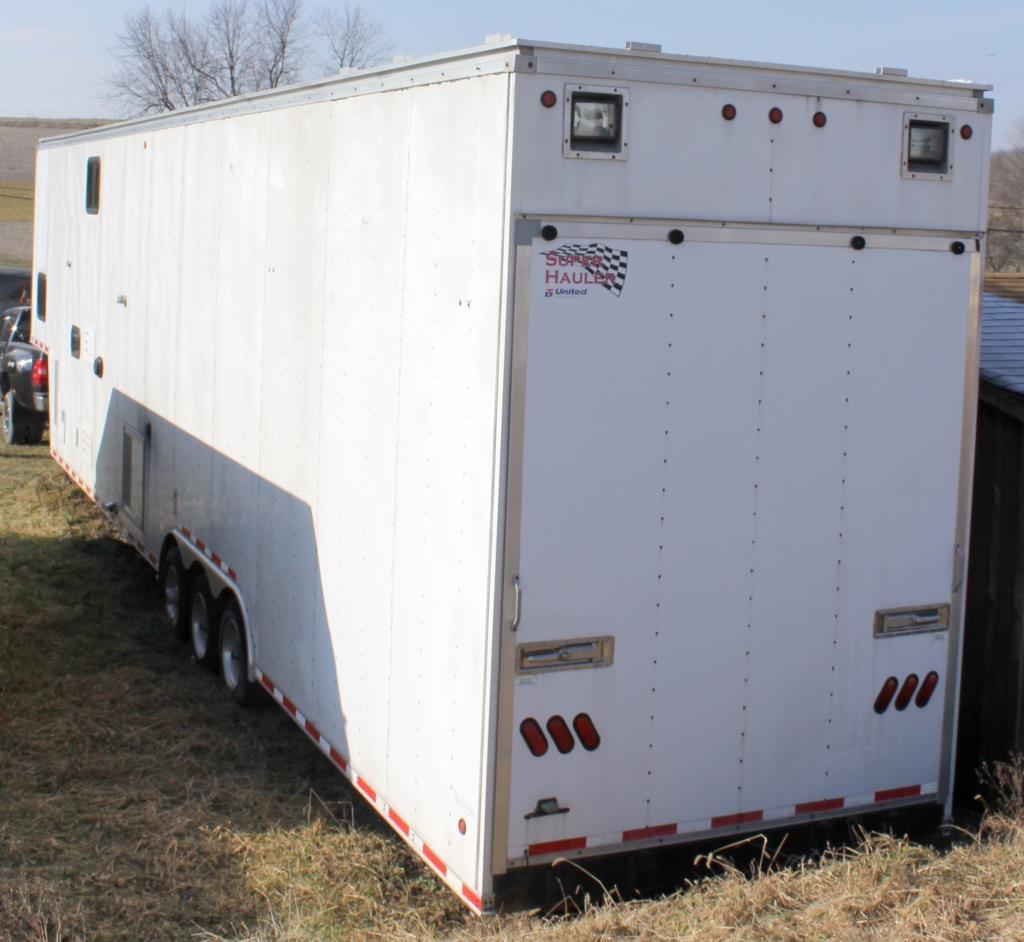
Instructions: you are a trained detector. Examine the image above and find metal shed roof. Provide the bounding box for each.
[982,284,1024,398]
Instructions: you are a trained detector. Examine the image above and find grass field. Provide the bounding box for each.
[0,182,33,224]
[2,441,1024,941]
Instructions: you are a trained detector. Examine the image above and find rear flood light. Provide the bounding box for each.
[572,712,601,751]
[32,356,48,390]
[546,715,575,754]
[874,676,899,714]
[895,674,919,711]
[915,671,940,708]
[520,718,548,756]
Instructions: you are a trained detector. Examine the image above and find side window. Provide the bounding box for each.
[12,311,29,343]
[36,272,46,322]
[86,156,101,214]
[70,325,81,358]
[0,313,14,345]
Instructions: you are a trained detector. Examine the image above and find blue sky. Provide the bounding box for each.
[2,0,1021,149]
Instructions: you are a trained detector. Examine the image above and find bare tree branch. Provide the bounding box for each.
[987,120,1024,272]
[313,3,390,72]
[255,0,307,89]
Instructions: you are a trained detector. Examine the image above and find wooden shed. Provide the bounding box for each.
[958,274,1024,797]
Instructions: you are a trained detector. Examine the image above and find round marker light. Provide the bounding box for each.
[769,107,783,124]
[546,715,575,754]
[813,111,827,128]
[895,674,919,711]
[916,671,940,708]
[874,676,899,714]
[519,718,548,756]
[458,818,467,835]
[960,124,973,140]
[721,103,737,121]
[540,89,557,108]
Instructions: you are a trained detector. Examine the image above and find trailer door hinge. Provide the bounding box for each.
[952,543,965,594]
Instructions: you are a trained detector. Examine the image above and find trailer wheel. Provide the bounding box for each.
[160,545,189,641]
[188,571,218,670]
[219,598,259,706]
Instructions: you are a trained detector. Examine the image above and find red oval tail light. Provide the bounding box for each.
[572,713,601,751]
[874,676,899,714]
[519,718,548,757]
[895,674,919,711]
[916,671,940,708]
[546,715,575,754]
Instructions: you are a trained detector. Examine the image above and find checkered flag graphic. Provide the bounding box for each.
[548,243,629,296]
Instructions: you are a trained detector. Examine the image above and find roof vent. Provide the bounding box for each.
[485,33,515,44]
[875,66,909,77]
[626,41,662,53]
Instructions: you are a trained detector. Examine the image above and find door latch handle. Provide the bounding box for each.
[510,576,521,631]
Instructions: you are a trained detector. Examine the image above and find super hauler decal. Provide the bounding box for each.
[542,243,629,298]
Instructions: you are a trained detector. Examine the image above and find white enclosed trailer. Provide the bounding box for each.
[32,39,991,912]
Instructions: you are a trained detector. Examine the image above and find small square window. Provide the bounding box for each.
[71,325,81,358]
[85,156,101,214]
[36,272,46,322]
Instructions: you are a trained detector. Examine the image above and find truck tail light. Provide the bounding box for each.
[895,674,919,711]
[874,676,899,714]
[572,713,601,751]
[520,718,548,756]
[32,356,48,390]
[546,715,575,754]
[915,671,940,707]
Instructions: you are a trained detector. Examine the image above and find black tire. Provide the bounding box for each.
[1,390,17,445]
[188,571,218,670]
[25,416,45,445]
[160,545,189,641]
[218,597,260,706]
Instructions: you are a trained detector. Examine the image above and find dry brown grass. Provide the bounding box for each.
[3,442,1024,941]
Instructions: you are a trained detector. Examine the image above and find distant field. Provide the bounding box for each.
[0,118,107,268]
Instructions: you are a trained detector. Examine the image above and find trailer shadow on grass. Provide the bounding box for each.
[0,445,1002,942]
[0,447,469,942]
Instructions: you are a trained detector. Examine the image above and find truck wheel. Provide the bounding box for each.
[25,417,44,445]
[188,571,218,670]
[1,390,17,445]
[160,545,189,641]
[219,598,259,706]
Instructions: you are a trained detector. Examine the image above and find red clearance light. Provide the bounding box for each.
[540,90,557,108]
[721,103,737,121]
[32,356,48,389]
[769,107,783,124]
[572,712,601,751]
[519,718,548,757]
[916,671,940,707]
[960,124,973,140]
[895,674,919,711]
[874,676,899,714]
[546,715,575,754]
[813,111,827,128]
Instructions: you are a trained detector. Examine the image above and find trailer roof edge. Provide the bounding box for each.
[39,37,992,148]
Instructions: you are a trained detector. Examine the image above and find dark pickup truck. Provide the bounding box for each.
[0,305,48,445]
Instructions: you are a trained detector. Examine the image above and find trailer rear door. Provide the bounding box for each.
[498,222,973,867]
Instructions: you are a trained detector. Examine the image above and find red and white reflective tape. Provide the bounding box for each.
[51,449,158,568]
[519,782,937,861]
[254,667,485,914]
[31,338,50,356]
[179,527,238,582]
